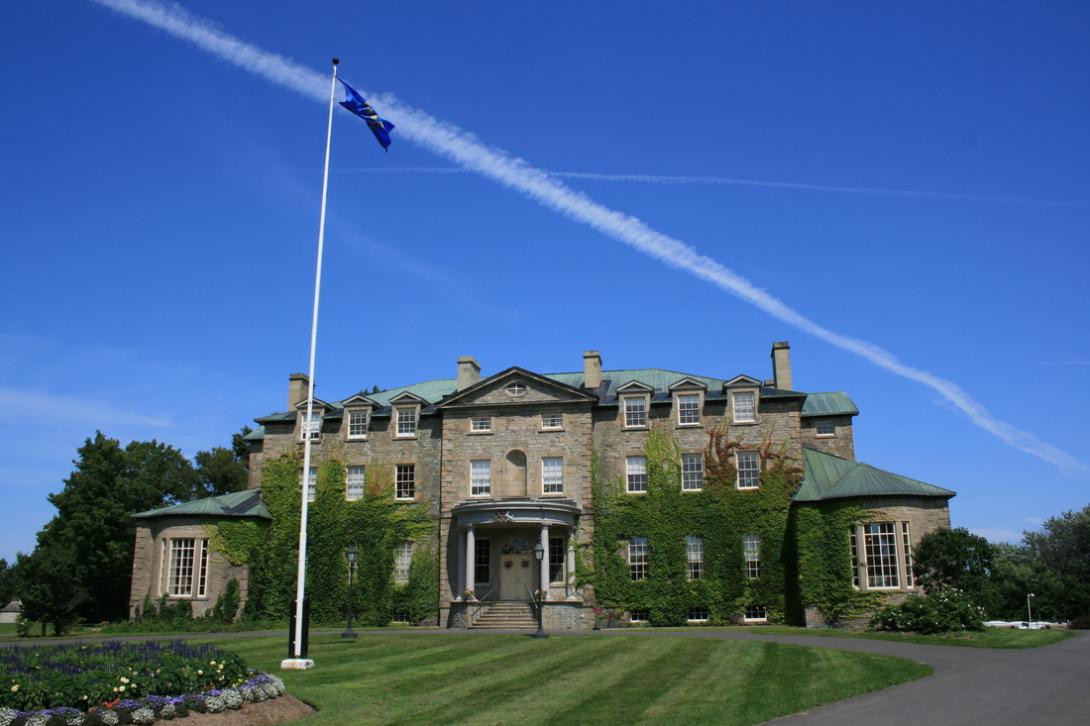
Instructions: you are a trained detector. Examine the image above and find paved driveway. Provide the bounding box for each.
[7,627,1088,724]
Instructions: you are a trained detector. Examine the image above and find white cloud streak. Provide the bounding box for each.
[89,0,1087,476]
[0,388,170,428]
[336,166,1088,208]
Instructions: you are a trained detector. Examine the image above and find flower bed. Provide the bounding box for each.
[0,642,285,726]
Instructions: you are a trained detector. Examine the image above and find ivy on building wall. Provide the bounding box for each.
[210,453,437,626]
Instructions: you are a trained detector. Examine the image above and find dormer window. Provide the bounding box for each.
[345,409,369,440]
[505,381,527,397]
[731,391,757,424]
[622,395,648,428]
[395,406,418,438]
[676,394,701,426]
[299,411,322,441]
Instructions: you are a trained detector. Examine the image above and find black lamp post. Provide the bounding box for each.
[532,542,548,639]
[342,543,358,639]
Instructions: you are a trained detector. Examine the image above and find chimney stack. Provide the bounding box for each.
[288,373,309,409]
[583,350,602,390]
[771,342,793,390]
[457,356,481,390]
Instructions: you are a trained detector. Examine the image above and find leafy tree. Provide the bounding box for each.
[33,432,197,622]
[194,448,248,497]
[0,558,14,605]
[14,546,87,635]
[912,527,993,603]
[231,425,253,463]
[983,543,1064,621]
[1023,506,1090,622]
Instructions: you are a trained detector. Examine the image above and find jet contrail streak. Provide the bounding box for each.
[335,166,1088,208]
[89,0,1087,476]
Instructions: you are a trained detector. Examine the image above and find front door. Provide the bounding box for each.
[499,553,533,600]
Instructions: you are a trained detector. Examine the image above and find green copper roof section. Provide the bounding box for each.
[793,447,955,502]
[243,425,265,441]
[546,368,730,398]
[801,392,859,417]
[133,488,272,520]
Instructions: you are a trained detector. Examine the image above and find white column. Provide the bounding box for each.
[540,524,550,598]
[566,533,576,598]
[465,525,476,600]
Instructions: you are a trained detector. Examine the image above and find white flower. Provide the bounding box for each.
[9,685,17,693]
[120,676,129,684]
[118,685,125,692]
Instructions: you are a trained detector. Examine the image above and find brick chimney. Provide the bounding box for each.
[288,373,309,408]
[457,356,481,390]
[771,342,793,390]
[583,350,602,390]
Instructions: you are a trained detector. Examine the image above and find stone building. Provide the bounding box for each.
[128,342,954,627]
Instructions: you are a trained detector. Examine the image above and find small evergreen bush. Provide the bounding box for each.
[869,589,986,634]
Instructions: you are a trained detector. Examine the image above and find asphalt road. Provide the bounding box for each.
[6,627,1087,724]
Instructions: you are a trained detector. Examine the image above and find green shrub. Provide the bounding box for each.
[208,578,241,624]
[870,589,986,634]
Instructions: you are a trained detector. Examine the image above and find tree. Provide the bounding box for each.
[193,426,253,498]
[14,546,87,635]
[0,558,14,605]
[34,432,197,622]
[913,527,993,603]
[1023,506,1090,622]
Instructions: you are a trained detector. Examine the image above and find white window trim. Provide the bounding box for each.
[730,389,759,425]
[681,452,704,492]
[165,538,209,600]
[815,419,837,438]
[344,407,370,441]
[736,450,760,490]
[541,456,564,495]
[673,391,704,427]
[394,405,419,439]
[394,542,413,585]
[687,608,709,623]
[298,409,323,442]
[625,454,649,494]
[621,393,650,430]
[346,464,366,501]
[742,606,768,623]
[304,466,318,502]
[469,416,493,434]
[539,412,564,431]
[394,463,416,501]
[861,522,901,590]
[470,459,492,497]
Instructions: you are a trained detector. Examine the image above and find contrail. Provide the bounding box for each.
[336,166,1088,209]
[89,0,1087,476]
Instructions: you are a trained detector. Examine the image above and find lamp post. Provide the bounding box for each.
[1026,592,1035,629]
[342,543,358,640]
[532,542,548,639]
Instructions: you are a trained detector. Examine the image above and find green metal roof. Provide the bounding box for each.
[801,392,859,417]
[793,447,955,502]
[243,425,265,441]
[133,488,272,520]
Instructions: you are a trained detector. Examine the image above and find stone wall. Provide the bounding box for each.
[800,415,856,460]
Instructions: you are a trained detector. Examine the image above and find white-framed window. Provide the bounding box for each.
[549,536,565,582]
[628,537,649,580]
[677,394,701,425]
[623,395,648,428]
[736,450,760,489]
[902,522,915,589]
[346,409,369,439]
[850,527,860,589]
[626,455,648,493]
[816,419,836,437]
[394,542,412,585]
[743,605,768,622]
[470,416,492,432]
[304,466,317,502]
[299,410,322,441]
[392,612,410,624]
[731,391,756,424]
[505,381,527,397]
[542,456,564,494]
[687,607,709,622]
[687,536,703,580]
[167,538,203,598]
[629,609,650,623]
[395,406,417,437]
[346,465,365,501]
[681,453,704,491]
[395,464,415,500]
[541,412,563,430]
[470,459,491,496]
[474,538,491,583]
[864,522,900,589]
[743,534,761,579]
[197,540,208,597]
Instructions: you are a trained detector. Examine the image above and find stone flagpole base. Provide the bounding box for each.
[280,658,315,670]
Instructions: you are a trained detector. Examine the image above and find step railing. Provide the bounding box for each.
[468,585,498,626]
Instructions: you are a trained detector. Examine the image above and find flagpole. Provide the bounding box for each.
[282,57,339,670]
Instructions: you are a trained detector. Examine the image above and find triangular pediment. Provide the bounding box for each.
[438,367,596,408]
[667,377,708,392]
[388,391,429,406]
[724,374,761,388]
[293,397,332,411]
[616,380,654,393]
[341,393,380,408]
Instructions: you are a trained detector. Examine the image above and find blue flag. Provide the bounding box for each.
[337,79,394,151]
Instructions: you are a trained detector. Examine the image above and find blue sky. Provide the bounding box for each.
[2,0,1088,560]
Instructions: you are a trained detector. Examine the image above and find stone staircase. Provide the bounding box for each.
[470,601,537,629]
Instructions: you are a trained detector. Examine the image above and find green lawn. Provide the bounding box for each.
[668,625,1073,649]
[207,633,929,725]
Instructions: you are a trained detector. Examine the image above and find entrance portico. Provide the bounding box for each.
[451,499,581,604]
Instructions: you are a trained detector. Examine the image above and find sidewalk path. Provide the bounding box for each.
[6,627,1087,725]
